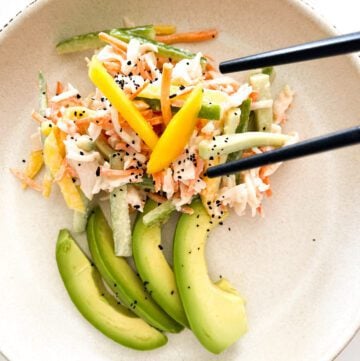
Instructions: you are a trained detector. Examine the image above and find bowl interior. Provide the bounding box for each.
[0,0,359,360]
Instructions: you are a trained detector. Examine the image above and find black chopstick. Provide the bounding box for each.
[220,32,360,73]
[206,126,360,178]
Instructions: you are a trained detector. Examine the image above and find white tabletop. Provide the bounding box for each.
[0,1,359,360]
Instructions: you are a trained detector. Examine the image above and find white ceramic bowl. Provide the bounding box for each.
[0,0,359,360]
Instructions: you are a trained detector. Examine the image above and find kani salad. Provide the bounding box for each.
[11,22,297,353]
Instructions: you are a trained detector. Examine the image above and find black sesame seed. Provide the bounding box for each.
[79,151,84,156]
[158,244,163,250]
[127,60,132,65]
[179,85,185,90]
[171,290,174,295]
[169,93,176,99]
[76,94,81,99]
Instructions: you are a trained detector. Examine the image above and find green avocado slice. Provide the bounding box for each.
[132,200,189,327]
[56,229,167,350]
[173,199,247,354]
[88,207,183,333]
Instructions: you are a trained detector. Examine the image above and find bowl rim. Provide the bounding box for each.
[0,1,359,360]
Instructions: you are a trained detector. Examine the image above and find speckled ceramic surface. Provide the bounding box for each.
[0,0,359,360]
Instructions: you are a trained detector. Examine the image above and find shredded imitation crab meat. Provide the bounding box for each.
[13,27,296,218]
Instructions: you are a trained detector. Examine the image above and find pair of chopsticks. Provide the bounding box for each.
[207,31,360,178]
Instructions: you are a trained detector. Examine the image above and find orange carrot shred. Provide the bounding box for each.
[103,61,121,75]
[156,29,218,45]
[147,192,167,204]
[10,168,43,192]
[129,80,150,100]
[160,63,173,125]
[98,32,128,52]
[249,91,258,102]
[31,111,47,124]
[181,205,194,215]
[56,81,63,95]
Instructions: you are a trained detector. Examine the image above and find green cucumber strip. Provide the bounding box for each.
[56,25,155,54]
[95,133,113,161]
[236,99,252,134]
[262,66,275,82]
[247,111,257,131]
[135,175,155,191]
[199,132,292,160]
[110,153,132,257]
[197,103,221,120]
[110,29,205,62]
[38,71,47,116]
[142,200,176,227]
[72,190,91,233]
[223,108,241,136]
[227,99,252,183]
[249,73,273,132]
[227,99,252,162]
[136,97,221,121]
[200,107,240,211]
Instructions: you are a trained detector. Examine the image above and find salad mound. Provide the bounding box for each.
[11,22,297,353]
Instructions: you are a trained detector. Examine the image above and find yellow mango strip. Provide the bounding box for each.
[42,170,53,198]
[21,150,44,189]
[88,57,159,149]
[154,24,176,36]
[147,85,203,174]
[43,129,85,213]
